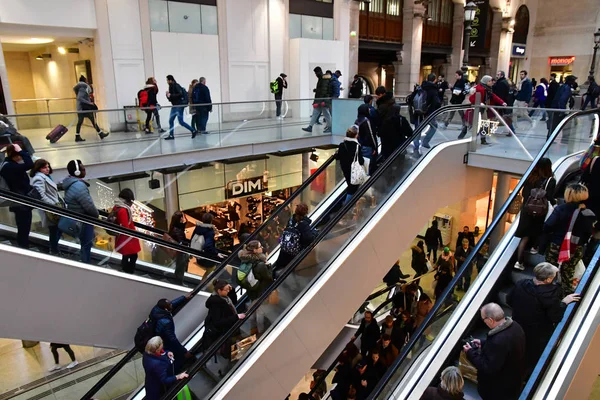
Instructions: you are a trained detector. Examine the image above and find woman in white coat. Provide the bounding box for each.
[30,159,62,254]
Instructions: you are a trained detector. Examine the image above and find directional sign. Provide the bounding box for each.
[470,0,489,50]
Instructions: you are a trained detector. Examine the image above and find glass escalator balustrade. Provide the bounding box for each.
[369,109,600,400]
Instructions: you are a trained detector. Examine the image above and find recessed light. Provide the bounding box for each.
[58,47,66,55]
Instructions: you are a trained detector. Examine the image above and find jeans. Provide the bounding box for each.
[76,113,101,134]
[49,224,61,254]
[79,223,95,264]
[581,95,598,110]
[121,253,138,274]
[514,100,532,126]
[422,119,439,146]
[144,109,162,130]
[190,112,197,131]
[427,244,438,263]
[361,145,376,175]
[13,208,32,248]
[275,94,283,116]
[195,109,210,132]
[457,263,473,291]
[443,109,465,126]
[175,252,189,283]
[168,106,194,136]
[309,106,331,128]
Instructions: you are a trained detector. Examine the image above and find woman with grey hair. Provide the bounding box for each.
[142,336,189,400]
[421,366,465,399]
[507,262,580,374]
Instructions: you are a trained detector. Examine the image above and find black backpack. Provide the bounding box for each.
[412,86,428,116]
[179,84,189,105]
[524,180,549,217]
[134,317,156,353]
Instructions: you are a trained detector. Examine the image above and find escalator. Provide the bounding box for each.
[81,103,484,400]
[365,108,600,399]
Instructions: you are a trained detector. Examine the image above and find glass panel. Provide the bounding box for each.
[289,14,302,39]
[323,18,334,40]
[200,5,218,35]
[149,0,169,32]
[168,1,202,34]
[302,15,323,39]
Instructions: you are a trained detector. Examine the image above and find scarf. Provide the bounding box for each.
[219,293,236,314]
[114,198,133,224]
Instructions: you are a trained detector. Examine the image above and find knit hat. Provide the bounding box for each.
[443,247,450,253]
[480,75,493,85]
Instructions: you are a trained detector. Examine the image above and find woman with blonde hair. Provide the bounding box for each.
[421,366,465,399]
[142,336,188,400]
[543,183,596,294]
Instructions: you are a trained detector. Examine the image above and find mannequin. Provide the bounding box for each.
[227,200,241,230]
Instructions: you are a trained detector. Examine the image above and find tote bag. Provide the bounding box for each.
[350,144,368,185]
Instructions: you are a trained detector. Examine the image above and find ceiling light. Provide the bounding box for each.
[35,53,52,61]
[0,36,54,45]
[58,47,66,55]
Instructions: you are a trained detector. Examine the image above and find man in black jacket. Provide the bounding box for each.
[303,67,332,133]
[418,73,442,152]
[165,74,196,140]
[493,71,516,135]
[191,77,212,135]
[274,73,288,118]
[349,74,363,98]
[507,263,580,374]
[464,303,526,400]
[351,311,381,356]
[441,70,468,128]
[375,87,413,160]
[425,220,444,262]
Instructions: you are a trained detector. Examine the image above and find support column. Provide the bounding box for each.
[489,172,512,250]
[302,153,310,182]
[488,9,503,76]
[394,2,425,95]
[334,0,353,97]
[164,173,180,225]
[496,18,513,75]
[451,0,465,74]
[348,0,360,83]
[0,42,15,115]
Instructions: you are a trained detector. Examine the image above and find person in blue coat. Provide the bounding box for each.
[149,295,194,372]
[142,336,189,400]
[548,75,577,138]
[193,212,221,256]
[191,77,212,135]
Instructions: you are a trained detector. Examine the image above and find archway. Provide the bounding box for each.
[513,5,530,45]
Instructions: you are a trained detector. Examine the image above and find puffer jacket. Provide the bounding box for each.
[376,92,412,159]
[314,72,333,106]
[421,80,442,116]
[73,82,94,111]
[330,74,341,98]
[237,248,273,300]
[149,296,187,357]
[62,176,99,217]
[31,172,61,227]
[193,222,218,255]
[142,352,177,400]
[543,202,596,247]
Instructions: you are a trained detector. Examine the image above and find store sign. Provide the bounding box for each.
[469,0,489,50]
[549,56,576,66]
[226,176,268,199]
[512,44,526,57]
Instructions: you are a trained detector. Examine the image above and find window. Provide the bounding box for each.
[290,14,334,40]
[149,0,218,35]
[386,0,401,16]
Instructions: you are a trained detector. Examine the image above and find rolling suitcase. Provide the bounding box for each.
[46,125,68,143]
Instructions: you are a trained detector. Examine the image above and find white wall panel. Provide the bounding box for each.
[107,0,144,60]
[113,60,146,108]
[229,62,270,105]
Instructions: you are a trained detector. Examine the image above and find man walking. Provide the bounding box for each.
[549,75,578,137]
[191,77,212,135]
[493,71,517,135]
[165,75,196,140]
[273,73,288,118]
[302,67,332,133]
[514,70,533,128]
[417,73,442,151]
[441,70,468,128]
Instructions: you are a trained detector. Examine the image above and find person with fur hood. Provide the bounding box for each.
[0,115,35,160]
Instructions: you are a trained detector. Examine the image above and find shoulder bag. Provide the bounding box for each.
[350,143,368,185]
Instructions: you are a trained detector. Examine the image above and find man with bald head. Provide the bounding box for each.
[463,303,526,400]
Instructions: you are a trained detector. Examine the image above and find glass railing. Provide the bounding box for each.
[4,98,365,171]
[79,150,346,400]
[369,108,600,399]
[156,104,475,400]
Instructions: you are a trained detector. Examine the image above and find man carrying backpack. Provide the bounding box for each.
[272,73,288,119]
[165,74,197,140]
[412,73,441,155]
[191,77,212,135]
[148,294,194,372]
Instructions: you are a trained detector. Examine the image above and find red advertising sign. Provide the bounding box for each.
[549,56,575,66]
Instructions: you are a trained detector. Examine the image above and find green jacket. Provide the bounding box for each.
[314,73,333,106]
[237,249,273,300]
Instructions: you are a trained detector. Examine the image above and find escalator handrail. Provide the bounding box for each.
[0,189,221,264]
[160,103,476,399]
[367,107,600,399]
[520,243,600,399]
[80,153,338,399]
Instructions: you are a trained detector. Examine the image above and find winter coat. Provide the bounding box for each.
[237,248,273,300]
[143,84,159,107]
[73,82,95,111]
[203,293,239,353]
[421,386,465,400]
[287,215,316,248]
[330,74,341,98]
[31,172,61,226]
[551,83,573,110]
[456,231,475,249]
[377,340,399,368]
[62,176,99,218]
[149,296,188,358]
[492,77,511,103]
[507,279,567,363]
[425,226,443,247]
[450,78,468,104]
[466,318,526,400]
[192,83,212,112]
[381,322,405,351]
[582,157,600,217]
[349,78,363,98]
[113,202,141,256]
[411,245,428,275]
[355,318,381,352]
[193,222,218,255]
[437,80,449,101]
[188,83,197,114]
[434,267,453,299]
[533,84,547,103]
[543,202,595,247]
[274,76,287,96]
[421,80,442,116]
[546,80,560,107]
[167,82,185,106]
[469,84,505,106]
[0,150,33,197]
[313,72,333,106]
[376,92,413,159]
[415,297,433,326]
[356,104,378,149]
[142,352,177,400]
[337,138,364,195]
[454,246,473,269]
[516,78,533,102]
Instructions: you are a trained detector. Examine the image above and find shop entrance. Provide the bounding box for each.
[549,56,576,83]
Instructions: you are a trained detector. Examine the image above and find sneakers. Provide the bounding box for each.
[144,128,152,134]
[48,364,61,372]
[75,135,86,142]
[66,361,79,369]
[164,136,175,141]
[158,128,166,133]
[98,131,109,140]
[514,261,525,271]
[302,127,313,133]
[323,127,332,133]
[422,142,431,149]
[530,247,539,255]
[191,131,198,139]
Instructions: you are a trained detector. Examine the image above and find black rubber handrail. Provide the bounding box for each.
[160,103,475,399]
[80,152,338,399]
[367,107,600,399]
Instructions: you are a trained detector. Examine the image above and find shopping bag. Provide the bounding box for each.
[58,216,82,238]
[230,334,257,361]
[176,385,192,400]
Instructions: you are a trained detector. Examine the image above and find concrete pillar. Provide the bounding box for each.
[334,0,352,97]
[347,1,360,84]
[139,0,154,79]
[0,42,15,115]
[496,17,513,75]
[489,172,512,249]
[164,173,180,223]
[488,9,503,76]
[451,0,465,74]
[394,2,426,95]
[302,153,310,182]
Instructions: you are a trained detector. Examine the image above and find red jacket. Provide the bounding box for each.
[466,84,506,123]
[115,207,141,255]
